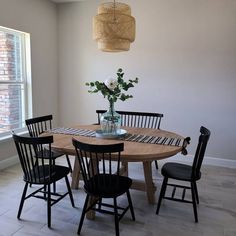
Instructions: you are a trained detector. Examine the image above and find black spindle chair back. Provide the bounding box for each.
[191,126,211,180]
[96,110,163,129]
[13,134,54,184]
[73,140,124,195]
[25,115,53,137]
[25,115,72,173]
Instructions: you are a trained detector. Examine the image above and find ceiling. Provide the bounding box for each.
[51,0,85,3]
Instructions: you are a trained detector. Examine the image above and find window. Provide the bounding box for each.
[0,26,32,139]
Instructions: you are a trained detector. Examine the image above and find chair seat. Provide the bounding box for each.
[24,165,70,184]
[161,162,201,181]
[84,174,132,198]
[36,148,63,159]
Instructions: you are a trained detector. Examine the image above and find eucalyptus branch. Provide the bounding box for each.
[86,68,139,103]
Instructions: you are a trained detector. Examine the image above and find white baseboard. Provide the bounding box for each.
[0,154,236,170]
[165,154,236,169]
[0,155,19,170]
[203,156,236,169]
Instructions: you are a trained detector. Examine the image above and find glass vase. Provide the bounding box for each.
[100,101,121,135]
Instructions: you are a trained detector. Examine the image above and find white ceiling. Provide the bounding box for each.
[51,0,85,3]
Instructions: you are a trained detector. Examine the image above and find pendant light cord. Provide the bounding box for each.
[113,0,116,22]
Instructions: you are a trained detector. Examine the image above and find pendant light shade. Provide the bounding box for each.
[93,2,135,52]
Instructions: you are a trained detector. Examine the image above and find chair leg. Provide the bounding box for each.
[113,197,119,236]
[98,197,102,210]
[193,181,199,204]
[52,159,56,193]
[30,160,39,188]
[66,155,73,173]
[191,182,198,223]
[156,177,168,214]
[154,160,159,169]
[53,182,56,193]
[65,176,75,207]
[126,190,135,221]
[44,185,47,200]
[47,184,51,228]
[17,182,28,219]
[77,194,90,235]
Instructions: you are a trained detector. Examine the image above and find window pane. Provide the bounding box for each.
[0,26,31,138]
[0,31,23,82]
[0,83,24,133]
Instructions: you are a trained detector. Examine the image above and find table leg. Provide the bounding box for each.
[120,161,128,176]
[142,161,156,204]
[86,158,98,219]
[86,196,96,220]
[71,156,80,189]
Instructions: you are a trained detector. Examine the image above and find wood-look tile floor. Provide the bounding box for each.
[0,157,235,236]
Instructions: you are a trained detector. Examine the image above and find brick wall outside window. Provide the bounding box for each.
[0,31,23,133]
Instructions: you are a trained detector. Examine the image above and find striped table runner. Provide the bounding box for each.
[48,127,96,137]
[123,133,184,146]
[47,127,186,147]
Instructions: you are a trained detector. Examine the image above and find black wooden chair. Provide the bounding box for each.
[156,126,211,222]
[96,110,164,169]
[25,115,72,173]
[72,139,135,236]
[12,134,75,227]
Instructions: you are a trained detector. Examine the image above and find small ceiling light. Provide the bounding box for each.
[93,1,135,52]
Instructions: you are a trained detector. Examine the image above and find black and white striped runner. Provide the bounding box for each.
[122,133,183,146]
[48,127,96,137]
[48,127,185,147]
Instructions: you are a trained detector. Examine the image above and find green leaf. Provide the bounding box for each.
[127,83,134,88]
[95,81,100,86]
[117,77,124,84]
[86,69,139,103]
[120,93,126,101]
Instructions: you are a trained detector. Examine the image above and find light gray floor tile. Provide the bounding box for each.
[0,159,235,236]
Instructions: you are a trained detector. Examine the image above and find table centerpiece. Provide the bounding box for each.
[86,68,139,137]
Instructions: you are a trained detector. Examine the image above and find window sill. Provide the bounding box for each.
[0,130,29,144]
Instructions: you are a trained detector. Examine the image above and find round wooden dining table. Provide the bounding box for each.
[49,124,184,204]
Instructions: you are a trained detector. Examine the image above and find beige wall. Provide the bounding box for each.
[0,0,58,162]
[0,0,235,164]
[58,0,236,160]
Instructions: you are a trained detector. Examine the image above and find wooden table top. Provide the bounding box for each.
[48,124,184,162]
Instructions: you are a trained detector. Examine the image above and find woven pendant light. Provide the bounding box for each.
[93,1,135,52]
